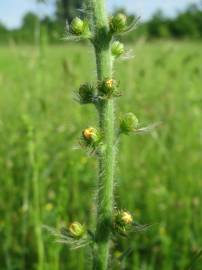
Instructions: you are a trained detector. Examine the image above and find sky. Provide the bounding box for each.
[0,0,200,29]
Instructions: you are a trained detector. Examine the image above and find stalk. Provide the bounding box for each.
[89,0,115,269]
[26,118,44,270]
[46,1,139,269]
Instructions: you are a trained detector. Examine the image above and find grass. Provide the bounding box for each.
[0,41,202,270]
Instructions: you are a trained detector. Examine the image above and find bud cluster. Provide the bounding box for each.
[46,3,150,262]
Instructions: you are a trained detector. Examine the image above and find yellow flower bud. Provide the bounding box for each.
[68,222,85,239]
[82,127,101,147]
[83,127,96,140]
[121,211,133,225]
[114,209,133,226]
[105,79,114,88]
[98,78,117,97]
[113,209,134,236]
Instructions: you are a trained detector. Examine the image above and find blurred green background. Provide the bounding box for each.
[0,1,202,270]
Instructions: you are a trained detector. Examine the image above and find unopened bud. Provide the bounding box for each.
[79,83,94,104]
[115,210,133,226]
[105,79,114,88]
[110,13,127,34]
[114,210,133,229]
[120,113,139,134]
[120,211,133,225]
[68,222,85,239]
[70,17,84,35]
[111,41,124,57]
[82,127,100,144]
[98,78,117,96]
[113,210,133,235]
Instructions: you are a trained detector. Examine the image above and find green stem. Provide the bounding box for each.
[27,124,44,270]
[89,0,115,269]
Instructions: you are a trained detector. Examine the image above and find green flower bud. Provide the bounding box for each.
[70,17,84,35]
[79,83,95,104]
[120,113,139,134]
[111,41,124,57]
[98,78,117,96]
[110,13,127,34]
[68,222,85,239]
[82,127,100,145]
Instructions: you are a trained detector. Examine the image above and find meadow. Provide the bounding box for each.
[0,41,202,270]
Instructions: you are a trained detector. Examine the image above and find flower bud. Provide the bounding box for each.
[121,211,133,225]
[98,78,117,96]
[120,113,139,134]
[68,222,85,239]
[82,127,100,144]
[113,210,133,235]
[79,83,95,104]
[111,41,124,58]
[70,17,84,35]
[110,13,127,34]
[115,210,133,226]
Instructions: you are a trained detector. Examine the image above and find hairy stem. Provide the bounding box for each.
[89,0,115,269]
